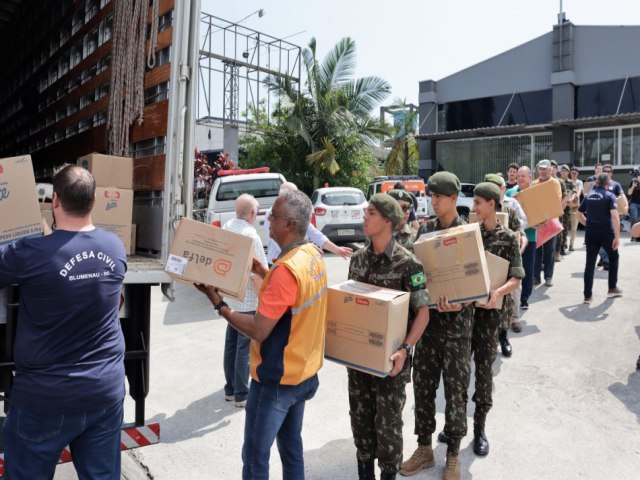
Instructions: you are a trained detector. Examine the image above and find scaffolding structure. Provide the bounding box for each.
[198,13,301,132]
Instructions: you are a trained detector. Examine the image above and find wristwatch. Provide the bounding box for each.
[399,343,413,356]
[214,300,229,313]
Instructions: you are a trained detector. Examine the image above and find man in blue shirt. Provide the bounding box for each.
[0,165,127,479]
[577,172,623,303]
[596,164,627,270]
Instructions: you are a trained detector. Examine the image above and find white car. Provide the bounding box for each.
[310,187,366,242]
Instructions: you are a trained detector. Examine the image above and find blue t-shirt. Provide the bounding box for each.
[0,228,127,413]
[578,186,617,229]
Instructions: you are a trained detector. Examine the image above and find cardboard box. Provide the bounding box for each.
[0,155,43,246]
[92,187,133,253]
[413,223,490,307]
[165,217,254,301]
[476,252,510,309]
[40,203,54,230]
[324,280,409,377]
[130,224,137,255]
[469,212,508,226]
[617,195,628,215]
[515,180,564,227]
[78,153,133,189]
[583,181,594,196]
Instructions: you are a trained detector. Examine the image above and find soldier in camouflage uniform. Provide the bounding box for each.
[388,190,418,252]
[550,160,569,261]
[469,182,525,457]
[401,172,473,480]
[483,173,528,355]
[559,165,576,255]
[348,194,430,480]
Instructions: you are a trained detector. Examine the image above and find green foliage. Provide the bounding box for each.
[385,99,420,176]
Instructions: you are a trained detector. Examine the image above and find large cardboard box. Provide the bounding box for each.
[92,187,133,253]
[78,153,133,189]
[0,155,43,246]
[324,280,409,377]
[40,203,54,229]
[476,252,510,309]
[413,223,490,307]
[616,195,628,215]
[165,217,254,300]
[469,212,508,226]
[515,180,564,227]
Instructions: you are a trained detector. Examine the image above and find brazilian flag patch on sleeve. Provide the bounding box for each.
[411,272,426,287]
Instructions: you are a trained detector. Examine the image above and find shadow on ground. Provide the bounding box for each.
[558,299,614,322]
[147,388,240,443]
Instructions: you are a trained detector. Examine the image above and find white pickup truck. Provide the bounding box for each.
[205,170,286,245]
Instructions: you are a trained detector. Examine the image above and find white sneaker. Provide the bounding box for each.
[224,394,233,402]
[235,399,247,408]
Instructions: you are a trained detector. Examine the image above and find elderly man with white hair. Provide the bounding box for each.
[221,193,268,407]
[264,182,353,264]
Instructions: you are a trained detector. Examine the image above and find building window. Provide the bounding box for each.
[621,127,640,166]
[572,126,640,167]
[435,133,552,183]
[575,76,640,118]
[440,89,552,132]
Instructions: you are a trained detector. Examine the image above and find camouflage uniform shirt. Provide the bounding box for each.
[393,223,418,253]
[349,237,430,323]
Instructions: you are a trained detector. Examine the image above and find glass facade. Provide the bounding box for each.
[575,76,640,118]
[437,89,552,132]
[574,125,640,166]
[435,134,552,183]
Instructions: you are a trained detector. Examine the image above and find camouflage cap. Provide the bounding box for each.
[484,173,506,187]
[369,193,403,226]
[427,172,461,196]
[387,189,417,209]
[561,164,570,172]
[549,159,558,167]
[473,182,502,203]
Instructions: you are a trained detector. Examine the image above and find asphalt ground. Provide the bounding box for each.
[48,230,640,479]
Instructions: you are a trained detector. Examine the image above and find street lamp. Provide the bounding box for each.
[235,8,265,25]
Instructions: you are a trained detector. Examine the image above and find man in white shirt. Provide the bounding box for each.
[221,194,268,407]
[264,182,353,264]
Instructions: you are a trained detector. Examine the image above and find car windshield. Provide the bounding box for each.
[216,178,282,201]
[321,191,365,206]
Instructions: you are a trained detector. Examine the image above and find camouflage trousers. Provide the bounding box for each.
[412,332,472,450]
[472,308,501,427]
[348,367,409,474]
[557,209,571,252]
[500,294,515,330]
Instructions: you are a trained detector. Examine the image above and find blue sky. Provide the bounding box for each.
[199,0,640,109]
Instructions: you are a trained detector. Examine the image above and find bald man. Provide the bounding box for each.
[264,182,353,264]
[221,194,268,407]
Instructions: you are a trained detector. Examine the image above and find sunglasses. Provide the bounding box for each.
[400,205,411,212]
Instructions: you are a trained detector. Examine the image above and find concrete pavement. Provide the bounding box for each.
[53,230,640,479]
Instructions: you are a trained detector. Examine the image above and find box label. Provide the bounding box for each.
[165,254,188,276]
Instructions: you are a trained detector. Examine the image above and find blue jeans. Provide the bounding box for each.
[520,241,537,304]
[224,320,252,402]
[584,226,619,298]
[242,374,319,480]
[535,235,556,281]
[2,400,123,480]
[630,202,640,227]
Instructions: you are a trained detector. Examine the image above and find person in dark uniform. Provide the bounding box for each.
[577,172,623,303]
[401,172,474,480]
[348,194,430,480]
[468,182,524,457]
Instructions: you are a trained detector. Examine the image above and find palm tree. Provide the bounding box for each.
[266,37,392,188]
[385,99,419,175]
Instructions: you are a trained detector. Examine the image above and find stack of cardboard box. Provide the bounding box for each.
[78,153,134,254]
[0,155,43,324]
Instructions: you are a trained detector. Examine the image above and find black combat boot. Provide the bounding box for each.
[380,473,396,480]
[357,459,375,480]
[473,426,490,456]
